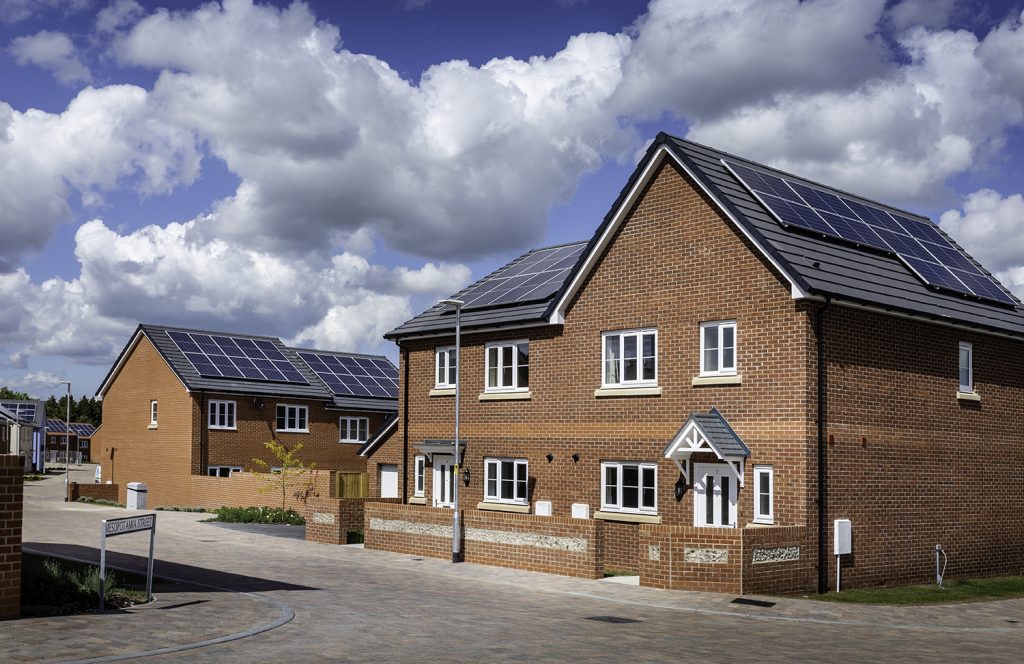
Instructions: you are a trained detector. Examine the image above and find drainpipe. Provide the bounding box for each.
[402,345,410,504]
[199,392,207,476]
[816,297,831,595]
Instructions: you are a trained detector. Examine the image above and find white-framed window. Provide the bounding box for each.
[484,458,528,504]
[207,466,242,478]
[694,463,738,527]
[959,341,973,392]
[601,461,657,514]
[436,346,457,388]
[208,400,236,430]
[700,321,737,376]
[485,340,529,392]
[339,416,368,443]
[413,455,426,497]
[753,465,774,525]
[275,404,308,433]
[150,400,158,426]
[603,329,657,387]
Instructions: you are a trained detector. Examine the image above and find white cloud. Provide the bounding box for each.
[16,371,67,398]
[887,0,960,31]
[95,0,144,34]
[939,189,1024,297]
[0,0,91,24]
[9,30,92,84]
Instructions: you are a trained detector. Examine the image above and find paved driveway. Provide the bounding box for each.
[8,467,1024,662]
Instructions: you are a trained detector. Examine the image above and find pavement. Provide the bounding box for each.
[4,465,1024,662]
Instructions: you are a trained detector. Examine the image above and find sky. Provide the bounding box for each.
[2,0,1024,400]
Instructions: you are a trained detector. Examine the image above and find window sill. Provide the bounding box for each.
[691,373,742,386]
[276,430,309,434]
[750,519,774,527]
[478,391,532,401]
[429,387,456,397]
[338,440,366,445]
[408,496,426,505]
[476,501,530,513]
[594,386,662,398]
[593,510,662,524]
[147,424,158,430]
[957,391,981,402]
[209,427,237,432]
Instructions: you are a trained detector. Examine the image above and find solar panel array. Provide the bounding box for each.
[47,421,95,436]
[457,243,586,310]
[724,161,1016,306]
[166,331,308,383]
[297,352,398,398]
[46,420,66,433]
[1,402,37,423]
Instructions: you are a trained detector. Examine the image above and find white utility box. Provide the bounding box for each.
[834,519,852,555]
[571,503,590,519]
[535,500,552,517]
[126,482,148,510]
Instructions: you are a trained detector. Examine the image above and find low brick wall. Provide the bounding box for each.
[68,482,119,503]
[305,498,367,545]
[639,525,743,593]
[185,470,333,516]
[742,526,813,595]
[1,455,23,620]
[601,520,640,574]
[365,503,603,579]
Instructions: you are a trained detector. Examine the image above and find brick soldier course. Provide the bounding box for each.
[363,132,1024,594]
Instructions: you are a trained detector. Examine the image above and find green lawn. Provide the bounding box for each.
[810,576,1024,605]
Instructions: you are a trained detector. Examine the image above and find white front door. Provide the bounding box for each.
[694,463,737,527]
[433,454,456,508]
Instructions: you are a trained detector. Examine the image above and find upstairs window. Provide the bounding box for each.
[700,321,737,376]
[959,341,973,393]
[436,346,457,388]
[485,341,529,391]
[340,416,369,443]
[484,458,528,504]
[276,404,308,433]
[601,461,657,514]
[208,400,236,430]
[149,400,158,426]
[603,329,657,387]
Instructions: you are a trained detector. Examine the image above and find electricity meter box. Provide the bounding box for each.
[834,519,852,556]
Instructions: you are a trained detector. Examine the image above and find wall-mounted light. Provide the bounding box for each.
[571,453,580,463]
[462,467,470,486]
[546,453,554,463]
[674,475,687,502]
[254,397,265,409]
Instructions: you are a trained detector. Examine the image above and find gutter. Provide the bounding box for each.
[816,297,831,595]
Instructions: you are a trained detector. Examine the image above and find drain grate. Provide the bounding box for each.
[411,558,424,561]
[1007,619,1019,624]
[586,616,642,624]
[730,597,776,608]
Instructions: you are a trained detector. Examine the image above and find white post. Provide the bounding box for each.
[60,380,71,501]
[439,299,465,563]
[835,554,841,593]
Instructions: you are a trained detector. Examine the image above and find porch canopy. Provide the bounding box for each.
[413,439,465,463]
[663,407,750,486]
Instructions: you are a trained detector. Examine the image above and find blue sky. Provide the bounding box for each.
[2,0,1024,400]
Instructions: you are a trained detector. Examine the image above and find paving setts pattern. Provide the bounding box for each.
[6,466,1024,663]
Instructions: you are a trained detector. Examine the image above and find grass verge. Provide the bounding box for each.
[23,473,45,482]
[21,553,147,616]
[155,506,208,512]
[810,575,1024,605]
[206,506,305,525]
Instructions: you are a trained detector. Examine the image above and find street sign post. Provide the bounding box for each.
[99,513,156,611]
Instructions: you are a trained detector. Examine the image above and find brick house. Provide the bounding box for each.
[45,421,96,463]
[94,324,397,507]
[0,400,46,473]
[362,132,1024,594]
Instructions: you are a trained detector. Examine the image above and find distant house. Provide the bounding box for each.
[94,324,398,506]
[363,132,1024,594]
[0,400,46,472]
[44,420,97,463]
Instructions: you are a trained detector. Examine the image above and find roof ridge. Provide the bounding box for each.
[141,322,285,343]
[288,346,393,362]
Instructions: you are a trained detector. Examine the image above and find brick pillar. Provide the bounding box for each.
[0,455,23,620]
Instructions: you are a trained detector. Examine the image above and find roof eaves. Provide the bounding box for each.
[357,415,398,457]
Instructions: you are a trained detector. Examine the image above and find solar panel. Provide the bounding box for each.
[166,331,309,384]
[457,243,586,310]
[1,402,37,423]
[297,352,398,398]
[724,161,1016,306]
[46,420,68,433]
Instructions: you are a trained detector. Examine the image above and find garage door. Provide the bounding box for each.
[380,464,398,498]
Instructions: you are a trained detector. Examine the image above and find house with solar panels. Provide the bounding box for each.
[44,420,97,464]
[361,132,1024,594]
[94,324,397,507]
[0,400,46,473]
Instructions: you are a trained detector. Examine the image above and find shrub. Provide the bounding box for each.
[21,553,145,616]
[346,529,364,544]
[155,506,208,512]
[212,506,305,525]
[76,497,125,508]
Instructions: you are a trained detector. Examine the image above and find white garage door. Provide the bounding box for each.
[380,464,399,498]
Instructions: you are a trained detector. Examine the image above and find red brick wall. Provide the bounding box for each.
[305,497,372,545]
[365,503,604,579]
[741,526,812,595]
[0,455,23,620]
[187,470,333,514]
[600,521,640,573]
[68,482,119,503]
[639,525,743,593]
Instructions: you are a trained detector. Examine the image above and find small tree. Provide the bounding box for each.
[252,440,319,510]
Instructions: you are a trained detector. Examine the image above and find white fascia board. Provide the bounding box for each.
[549,145,808,325]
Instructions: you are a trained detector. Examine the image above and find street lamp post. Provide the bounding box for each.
[439,298,464,563]
[59,380,71,502]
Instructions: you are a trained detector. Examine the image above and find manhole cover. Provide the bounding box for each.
[586,616,641,624]
[411,558,424,561]
[1007,619,1019,624]
[730,598,776,608]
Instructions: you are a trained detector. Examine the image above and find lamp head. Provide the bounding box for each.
[438,298,465,310]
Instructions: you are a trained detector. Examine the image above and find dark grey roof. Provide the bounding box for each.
[665,407,750,459]
[0,400,46,428]
[357,414,398,457]
[660,134,1024,337]
[385,241,588,340]
[288,346,398,412]
[97,324,397,413]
